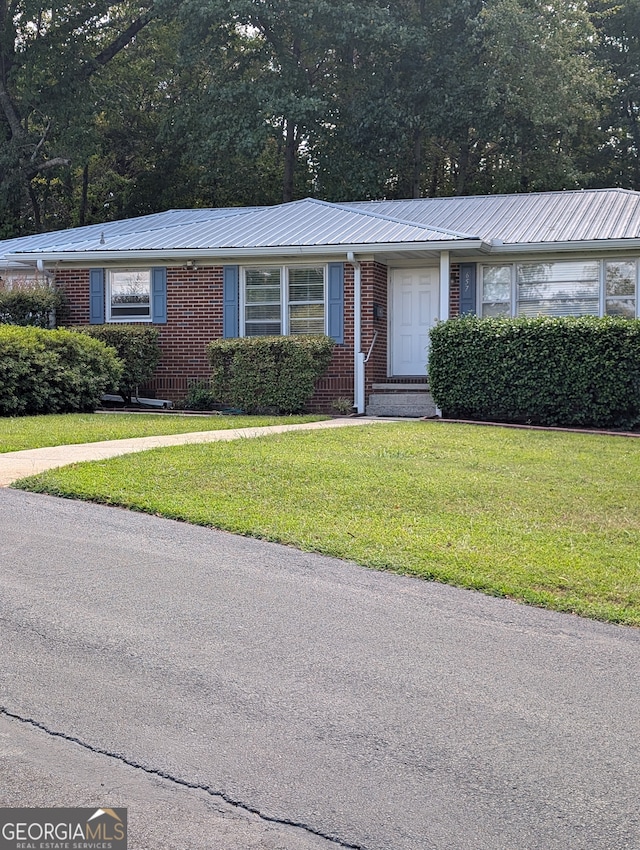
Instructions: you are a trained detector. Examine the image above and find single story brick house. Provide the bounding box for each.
[2,188,640,415]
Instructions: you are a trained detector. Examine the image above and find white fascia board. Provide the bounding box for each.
[8,239,487,265]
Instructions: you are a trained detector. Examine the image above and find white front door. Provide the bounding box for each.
[390,268,440,376]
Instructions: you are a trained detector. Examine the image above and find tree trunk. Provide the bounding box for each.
[79,163,89,226]
[283,118,296,202]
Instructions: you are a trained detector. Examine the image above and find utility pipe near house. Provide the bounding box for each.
[347,252,365,414]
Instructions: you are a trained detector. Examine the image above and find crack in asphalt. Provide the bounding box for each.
[1,706,368,850]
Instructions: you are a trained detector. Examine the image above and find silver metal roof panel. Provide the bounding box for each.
[347,189,640,244]
[7,199,471,256]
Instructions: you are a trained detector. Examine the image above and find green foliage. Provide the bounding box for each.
[0,281,64,327]
[74,325,161,404]
[208,335,334,413]
[178,380,221,411]
[0,325,122,416]
[429,316,640,428]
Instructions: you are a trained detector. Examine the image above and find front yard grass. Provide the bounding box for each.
[0,412,327,453]
[13,422,640,626]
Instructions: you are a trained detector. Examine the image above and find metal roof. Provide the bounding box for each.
[4,199,473,260]
[347,189,640,244]
[3,189,640,266]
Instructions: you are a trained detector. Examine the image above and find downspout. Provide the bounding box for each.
[347,251,365,414]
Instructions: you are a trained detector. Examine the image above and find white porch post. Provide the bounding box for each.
[435,250,450,419]
[439,250,450,321]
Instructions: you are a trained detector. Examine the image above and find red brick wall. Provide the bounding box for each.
[449,263,461,317]
[55,259,465,411]
[56,266,223,401]
[56,269,90,325]
[151,266,223,397]
[362,261,389,398]
[308,263,355,412]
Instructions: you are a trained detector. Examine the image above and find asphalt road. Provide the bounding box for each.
[1,488,639,850]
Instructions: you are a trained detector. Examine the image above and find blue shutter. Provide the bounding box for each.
[459,263,477,316]
[223,265,239,338]
[327,262,344,344]
[89,268,105,324]
[151,267,167,324]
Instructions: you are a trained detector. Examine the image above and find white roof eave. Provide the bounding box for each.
[7,239,489,265]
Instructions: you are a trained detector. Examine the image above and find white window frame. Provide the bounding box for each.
[479,264,515,317]
[478,259,639,319]
[240,264,328,337]
[106,269,152,323]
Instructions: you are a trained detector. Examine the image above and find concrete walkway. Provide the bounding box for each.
[0,417,391,487]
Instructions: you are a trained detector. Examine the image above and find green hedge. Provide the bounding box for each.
[0,283,64,327]
[0,325,122,415]
[428,316,640,429]
[207,335,335,413]
[74,325,161,403]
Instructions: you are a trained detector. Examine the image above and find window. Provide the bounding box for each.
[107,269,151,322]
[242,266,326,336]
[605,261,637,318]
[517,261,599,318]
[479,260,638,319]
[245,268,281,336]
[288,267,325,334]
[481,265,512,317]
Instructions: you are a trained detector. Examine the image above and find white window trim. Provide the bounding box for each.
[478,259,639,319]
[240,264,328,337]
[106,268,152,323]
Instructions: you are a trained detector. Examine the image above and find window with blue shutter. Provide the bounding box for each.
[327,262,344,344]
[223,265,239,338]
[89,268,105,324]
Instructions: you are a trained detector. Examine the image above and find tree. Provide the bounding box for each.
[587,0,640,189]
[0,1,161,235]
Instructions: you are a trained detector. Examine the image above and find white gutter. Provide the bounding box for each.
[7,239,488,265]
[347,251,365,415]
[484,238,640,254]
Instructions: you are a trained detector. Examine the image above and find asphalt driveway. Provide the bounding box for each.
[1,488,639,850]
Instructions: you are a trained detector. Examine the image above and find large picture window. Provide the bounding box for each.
[480,259,638,319]
[107,269,151,321]
[242,266,326,336]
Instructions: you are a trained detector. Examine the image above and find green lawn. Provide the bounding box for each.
[0,412,327,453]
[13,421,640,625]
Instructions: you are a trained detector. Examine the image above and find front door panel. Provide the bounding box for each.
[391,268,439,376]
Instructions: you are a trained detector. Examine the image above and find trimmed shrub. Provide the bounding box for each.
[428,316,640,429]
[0,281,64,327]
[207,335,335,413]
[74,325,161,403]
[0,325,123,415]
[178,380,221,411]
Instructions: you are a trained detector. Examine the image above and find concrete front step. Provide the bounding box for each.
[371,383,430,392]
[366,391,438,418]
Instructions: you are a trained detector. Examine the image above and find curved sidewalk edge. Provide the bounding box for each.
[0,417,393,488]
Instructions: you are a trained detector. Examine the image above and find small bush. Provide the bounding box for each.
[429,315,640,429]
[179,380,221,411]
[208,335,335,414]
[74,325,161,403]
[0,281,64,327]
[0,325,123,415]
